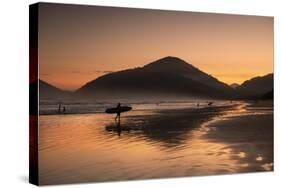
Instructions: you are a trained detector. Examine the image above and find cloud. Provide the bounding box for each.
[70,70,114,75]
[95,70,114,74]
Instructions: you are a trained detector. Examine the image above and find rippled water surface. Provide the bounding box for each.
[38,101,273,185]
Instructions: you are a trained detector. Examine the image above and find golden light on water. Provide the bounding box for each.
[256,155,263,161]
[39,112,242,184]
[238,152,246,158]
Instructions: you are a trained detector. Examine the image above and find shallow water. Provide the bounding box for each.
[38,101,273,185]
[39,100,231,115]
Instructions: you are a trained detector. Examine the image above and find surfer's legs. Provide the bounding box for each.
[115,113,121,125]
[115,113,120,122]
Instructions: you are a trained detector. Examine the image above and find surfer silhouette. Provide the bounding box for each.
[105,103,133,136]
[115,103,121,123]
[105,103,132,126]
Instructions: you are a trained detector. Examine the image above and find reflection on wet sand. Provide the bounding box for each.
[39,101,273,185]
[105,105,234,146]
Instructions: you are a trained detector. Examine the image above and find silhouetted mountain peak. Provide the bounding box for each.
[155,56,186,63]
[142,56,233,92]
[39,79,61,90]
[38,79,71,100]
[237,73,273,98]
[230,83,240,89]
[241,73,273,88]
[143,56,197,72]
[76,56,235,99]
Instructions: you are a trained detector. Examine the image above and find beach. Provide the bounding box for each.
[204,101,273,172]
[38,100,273,185]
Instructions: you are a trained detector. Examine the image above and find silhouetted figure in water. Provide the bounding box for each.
[58,103,62,113]
[63,106,66,113]
[197,102,200,107]
[208,102,213,106]
[115,103,121,123]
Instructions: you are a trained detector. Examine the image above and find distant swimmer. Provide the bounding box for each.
[208,102,213,106]
[197,103,200,107]
[63,106,66,113]
[58,103,62,113]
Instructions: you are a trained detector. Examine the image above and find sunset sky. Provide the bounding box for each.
[38,3,273,91]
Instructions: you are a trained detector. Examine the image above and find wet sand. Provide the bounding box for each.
[113,101,273,172]
[204,102,273,172]
[109,104,238,146]
[38,101,273,185]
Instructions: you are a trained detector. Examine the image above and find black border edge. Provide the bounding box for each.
[29,3,39,186]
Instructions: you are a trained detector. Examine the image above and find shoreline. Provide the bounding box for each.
[39,101,239,116]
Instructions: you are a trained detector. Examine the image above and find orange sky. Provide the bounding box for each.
[38,3,273,91]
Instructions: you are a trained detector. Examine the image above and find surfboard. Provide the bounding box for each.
[105,106,132,114]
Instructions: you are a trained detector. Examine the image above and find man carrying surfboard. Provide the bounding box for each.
[105,104,132,125]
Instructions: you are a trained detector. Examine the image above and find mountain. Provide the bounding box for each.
[230,83,239,89]
[75,56,235,100]
[236,73,273,98]
[262,90,273,100]
[143,57,233,91]
[38,80,71,100]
